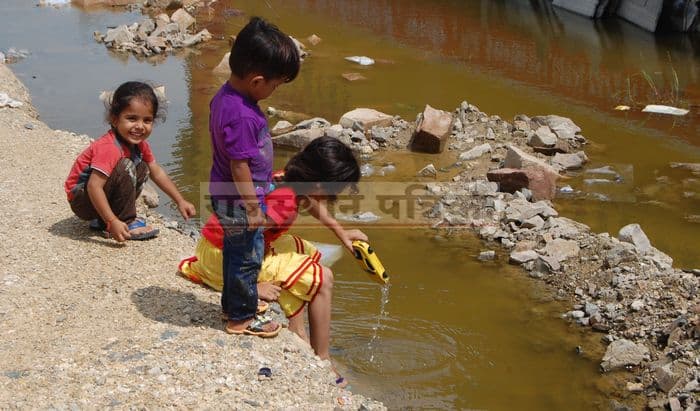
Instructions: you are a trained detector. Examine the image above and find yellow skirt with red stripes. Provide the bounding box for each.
[178,234,322,318]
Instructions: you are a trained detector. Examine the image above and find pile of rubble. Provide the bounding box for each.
[418,101,699,410]
[94,8,211,57]
[267,97,700,409]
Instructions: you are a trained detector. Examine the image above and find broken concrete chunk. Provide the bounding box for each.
[509,250,539,264]
[552,151,588,171]
[601,339,649,372]
[171,9,195,33]
[339,108,393,131]
[410,105,453,154]
[529,126,557,147]
[271,128,324,149]
[618,223,652,254]
[459,143,492,161]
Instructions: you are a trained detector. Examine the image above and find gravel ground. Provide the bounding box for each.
[0,63,383,410]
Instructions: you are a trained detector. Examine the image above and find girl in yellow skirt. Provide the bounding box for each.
[179,137,366,386]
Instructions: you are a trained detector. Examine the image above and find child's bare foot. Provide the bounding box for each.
[257,282,281,301]
[331,365,348,388]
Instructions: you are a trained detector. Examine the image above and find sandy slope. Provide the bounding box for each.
[0,63,381,410]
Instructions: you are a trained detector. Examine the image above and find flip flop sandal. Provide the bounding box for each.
[225,314,281,338]
[127,218,159,241]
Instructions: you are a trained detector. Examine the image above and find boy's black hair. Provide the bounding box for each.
[228,17,300,82]
[284,136,360,200]
[107,81,166,122]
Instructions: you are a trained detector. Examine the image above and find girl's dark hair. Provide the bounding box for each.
[107,81,166,123]
[284,136,360,200]
[229,17,300,82]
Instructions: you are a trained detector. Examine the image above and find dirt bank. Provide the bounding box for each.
[0,63,382,409]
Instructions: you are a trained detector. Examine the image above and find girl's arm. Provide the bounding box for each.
[230,159,265,230]
[305,195,368,252]
[86,172,131,242]
[148,162,196,220]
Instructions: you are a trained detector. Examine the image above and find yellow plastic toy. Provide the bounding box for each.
[351,240,389,285]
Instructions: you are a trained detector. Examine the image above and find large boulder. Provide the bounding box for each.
[339,108,393,131]
[410,105,453,154]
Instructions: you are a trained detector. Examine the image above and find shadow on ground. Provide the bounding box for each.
[49,216,124,248]
[131,285,222,330]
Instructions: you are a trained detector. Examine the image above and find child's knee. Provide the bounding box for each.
[322,266,333,288]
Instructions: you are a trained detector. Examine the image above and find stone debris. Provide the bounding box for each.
[618,223,652,254]
[94,9,212,57]
[601,339,649,372]
[459,143,492,161]
[418,164,438,178]
[339,108,393,131]
[410,99,700,408]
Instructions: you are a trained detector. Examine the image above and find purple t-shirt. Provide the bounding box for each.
[209,82,273,204]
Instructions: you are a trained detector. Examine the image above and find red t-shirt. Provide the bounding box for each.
[64,130,155,200]
[202,186,298,249]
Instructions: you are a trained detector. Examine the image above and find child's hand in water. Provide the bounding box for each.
[177,200,196,221]
[339,229,368,252]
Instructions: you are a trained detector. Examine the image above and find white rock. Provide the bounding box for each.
[630,300,644,311]
[339,108,393,130]
[458,143,492,161]
[418,164,437,177]
[618,223,652,254]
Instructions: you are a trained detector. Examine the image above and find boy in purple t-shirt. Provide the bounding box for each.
[209,17,299,338]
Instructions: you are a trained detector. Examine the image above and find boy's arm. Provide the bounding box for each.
[86,172,131,242]
[148,162,196,220]
[305,196,367,251]
[230,159,265,230]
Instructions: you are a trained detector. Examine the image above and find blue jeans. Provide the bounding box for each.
[212,201,264,321]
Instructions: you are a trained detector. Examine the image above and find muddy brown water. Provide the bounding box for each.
[3,0,699,408]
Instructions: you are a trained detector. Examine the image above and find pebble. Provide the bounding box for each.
[630,300,644,311]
